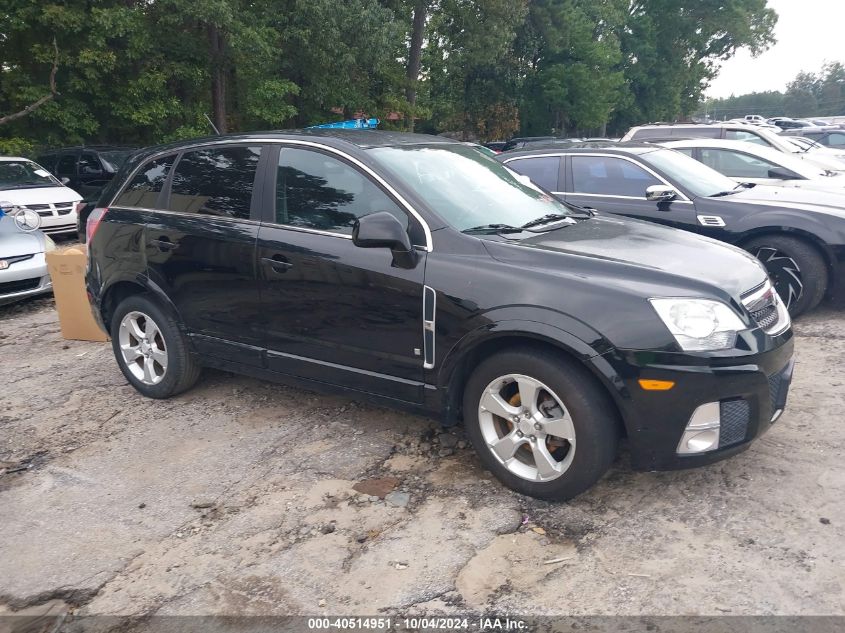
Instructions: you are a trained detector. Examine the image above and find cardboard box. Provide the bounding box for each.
[46,247,110,342]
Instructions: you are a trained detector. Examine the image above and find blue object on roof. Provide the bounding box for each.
[306,118,380,130]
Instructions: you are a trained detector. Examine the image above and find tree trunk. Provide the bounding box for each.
[208,24,227,134]
[405,2,427,132]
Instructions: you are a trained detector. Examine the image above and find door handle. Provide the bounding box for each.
[151,237,176,252]
[261,255,293,274]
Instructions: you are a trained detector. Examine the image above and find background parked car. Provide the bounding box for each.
[37,146,136,201]
[781,127,845,150]
[0,214,55,306]
[499,142,845,316]
[0,157,81,235]
[657,138,845,192]
[623,123,845,172]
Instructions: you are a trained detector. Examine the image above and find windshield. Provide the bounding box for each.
[0,160,60,190]
[369,145,576,232]
[100,150,134,172]
[639,148,740,198]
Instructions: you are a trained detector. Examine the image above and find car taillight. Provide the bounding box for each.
[86,207,108,244]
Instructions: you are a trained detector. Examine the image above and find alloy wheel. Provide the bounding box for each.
[118,311,168,385]
[478,374,575,482]
[753,246,803,310]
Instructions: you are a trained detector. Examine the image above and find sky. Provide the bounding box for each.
[706,0,845,98]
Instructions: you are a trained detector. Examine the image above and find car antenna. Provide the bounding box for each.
[204,113,220,135]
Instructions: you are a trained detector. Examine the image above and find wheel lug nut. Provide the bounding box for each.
[516,430,523,437]
[529,435,536,442]
[534,422,541,430]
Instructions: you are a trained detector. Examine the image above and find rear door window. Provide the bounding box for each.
[166,146,262,219]
[113,155,176,208]
[56,154,77,177]
[506,157,561,191]
[570,155,661,197]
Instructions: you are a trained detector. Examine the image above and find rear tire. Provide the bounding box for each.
[744,235,827,317]
[110,294,201,399]
[463,347,618,501]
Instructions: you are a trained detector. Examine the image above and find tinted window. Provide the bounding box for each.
[78,153,102,175]
[276,148,408,236]
[699,149,780,179]
[56,154,76,176]
[167,146,261,219]
[725,130,768,146]
[571,156,661,197]
[676,126,721,138]
[507,157,560,191]
[826,133,845,147]
[113,155,176,208]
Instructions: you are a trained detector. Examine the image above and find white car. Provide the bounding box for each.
[0,215,55,306]
[624,123,845,172]
[658,139,845,193]
[783,136,845,164]
[0,157,82,235]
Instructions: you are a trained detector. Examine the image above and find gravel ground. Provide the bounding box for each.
[0,295,843,621]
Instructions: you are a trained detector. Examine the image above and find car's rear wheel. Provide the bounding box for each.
[110,294,201,398]
[744,235,828,317]
[463,348,618,501]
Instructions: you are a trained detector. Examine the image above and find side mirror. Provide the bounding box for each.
[353,211,417,268]
[60,177,70,185]
[645,184,677,202]
[768,166,801,180]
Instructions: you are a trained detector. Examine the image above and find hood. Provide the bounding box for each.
[796,152,845,172]
[722,184,845,219]
[482,214,767,300]
[771,175,845,194]
[0,185,83,206]
[0,218,45,257]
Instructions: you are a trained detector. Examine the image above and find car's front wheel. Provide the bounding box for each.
[110,294,201,398]
[463,347,619,501]
[744,235,828,317]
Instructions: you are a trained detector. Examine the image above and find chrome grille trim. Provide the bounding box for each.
[741,280,790,336]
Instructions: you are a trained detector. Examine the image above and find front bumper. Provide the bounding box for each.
[599,336,795,471]
[0,253,52,306]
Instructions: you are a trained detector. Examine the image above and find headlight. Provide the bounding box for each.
[44,235,57,252]
[649,298,746,351]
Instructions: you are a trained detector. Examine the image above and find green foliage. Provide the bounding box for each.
[0,137,35,157]
[0,0,779,146]
[701,62,845,120]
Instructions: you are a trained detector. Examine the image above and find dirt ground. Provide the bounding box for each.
[0,294,843,621]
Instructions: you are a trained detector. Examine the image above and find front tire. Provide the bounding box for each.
[744,235,828,317]
[110,294,201,398]
[463,347,618,501]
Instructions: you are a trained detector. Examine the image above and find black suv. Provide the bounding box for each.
[499,143,845,316]
[86,131,794,500]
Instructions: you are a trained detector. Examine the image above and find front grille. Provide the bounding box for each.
[56,207,73,215]
[0,277,40,294]
[24,204,50,210]
[768,365,790,413]
[742,282,786,334]
[36,210,54,217]
[752,304,778,330]
[719,399,750,447]
[0,254,34,266]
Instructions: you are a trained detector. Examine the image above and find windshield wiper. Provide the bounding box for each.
[463,223,524,235]
[521,213,574,229]
[709,183,746,197]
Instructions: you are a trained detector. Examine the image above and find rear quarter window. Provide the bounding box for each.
[112,155,176,208]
